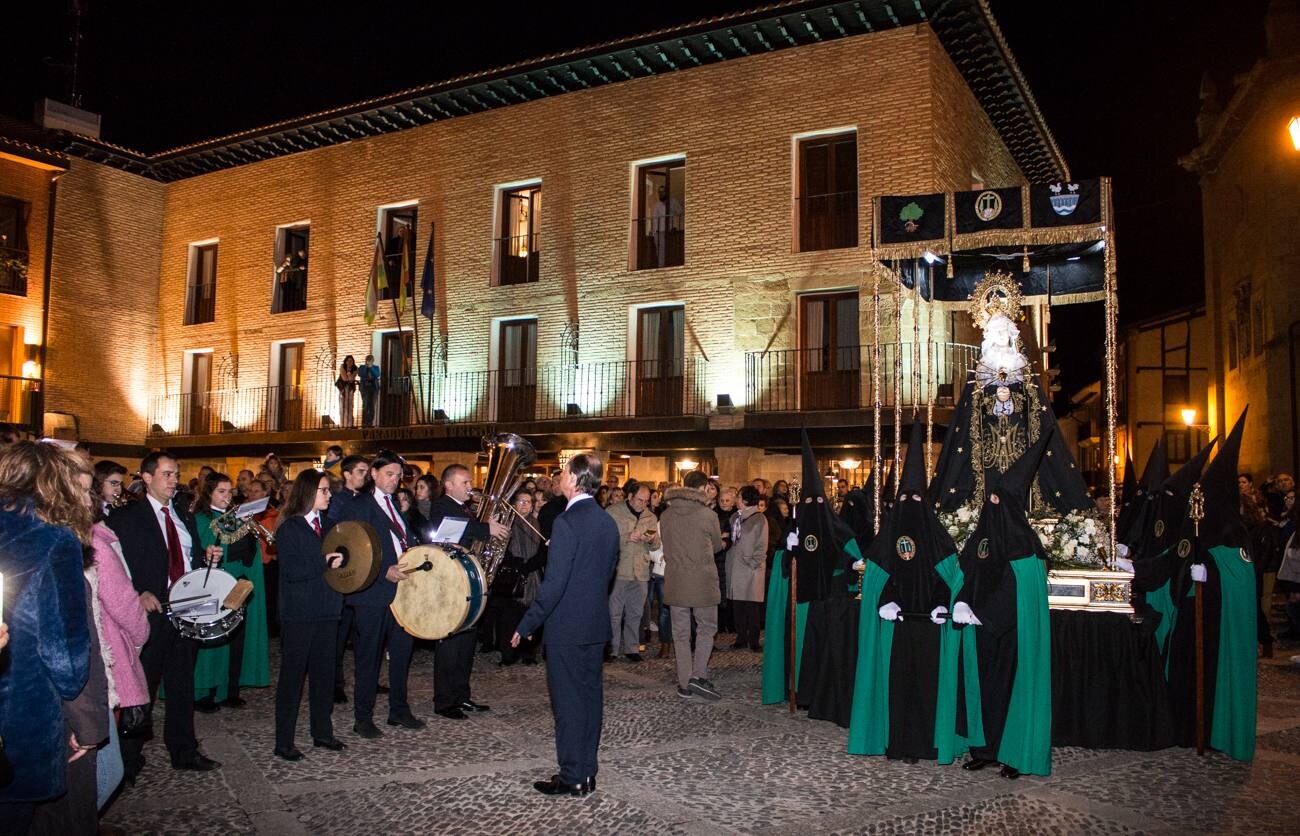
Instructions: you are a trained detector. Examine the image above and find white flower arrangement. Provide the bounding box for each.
[937,503,1109,569]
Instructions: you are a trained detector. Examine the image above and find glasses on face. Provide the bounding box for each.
[317,487,332,494]
[106,479,124,488]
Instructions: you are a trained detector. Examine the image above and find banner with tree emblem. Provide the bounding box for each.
[879,193,946,244]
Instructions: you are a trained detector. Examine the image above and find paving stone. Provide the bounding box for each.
[1256,725,1300,756]
[828,794,1156,836]
[103,801,259,836]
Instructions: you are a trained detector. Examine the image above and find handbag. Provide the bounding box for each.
[1277,531,1300,584]
[117,704,151,739]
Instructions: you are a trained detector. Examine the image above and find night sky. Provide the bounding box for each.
[5,1,1273,393]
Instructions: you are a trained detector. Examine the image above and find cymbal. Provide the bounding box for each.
[322,520,382,594]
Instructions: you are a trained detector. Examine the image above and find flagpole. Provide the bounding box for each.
[381,232,412,425]
[423,222,437,418]
[405,226,426,424]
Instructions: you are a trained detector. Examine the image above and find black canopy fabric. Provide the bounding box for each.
[896,244,1105,306]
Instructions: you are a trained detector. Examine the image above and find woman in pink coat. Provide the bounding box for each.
[91,521,150,710]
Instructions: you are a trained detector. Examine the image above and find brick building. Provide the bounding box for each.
[1183,0,1300,478]
[2,0,1069,485]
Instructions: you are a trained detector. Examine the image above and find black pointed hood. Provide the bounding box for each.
[1121,452,1137,507]
[959,427,1053,575]
[881,457,897,509]
[839,466,876,551]
[899,420,927,498]
[793,428,858,602]
[1139,436,1168,496]
[1119,437,1167,547]
[1199,407,1249,548]
[1149,435,1218,555]
[992,424,1055,513]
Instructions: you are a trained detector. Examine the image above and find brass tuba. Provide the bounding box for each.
[471,432,536,583]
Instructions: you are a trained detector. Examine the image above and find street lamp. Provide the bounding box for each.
[1181,407,1197,427]
[1290,115,1300,151]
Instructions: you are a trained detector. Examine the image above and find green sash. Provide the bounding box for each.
[995,557,1052,776]
[761,550,808,704]
[1207,545,1257,761]
[192,513,271,700]
[846,561,892,755]
[934,553,983,762]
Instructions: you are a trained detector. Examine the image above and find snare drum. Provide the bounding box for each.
[167,567,247,641]
[389,543,487,641]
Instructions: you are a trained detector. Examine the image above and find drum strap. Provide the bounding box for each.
[383,495,409,550]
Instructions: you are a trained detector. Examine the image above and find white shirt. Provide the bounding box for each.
[147,493,193,572]
[373,488,408,554]
[566,493,594,511]
[305,510,322,534]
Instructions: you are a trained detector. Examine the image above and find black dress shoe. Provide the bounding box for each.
[533,775,587,796]
[194,698,220,714]
[624,653,643,663]
[435,706,467,720]
[352,720,384,739]
[313,738,346,751]
[962,757,996,772]
[274,747,304,762]
[334,687,349,704]
[172,753,221,771]
[377,683,390,694]
[999,765,1020,780]
[584,776,597,793]
[459,699,491,712]
[387,712,426,729]
[221,696,246,709]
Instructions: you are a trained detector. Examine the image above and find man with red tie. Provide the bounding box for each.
[108,450,224,778]
[331,450,423,737]
[426,464,510,719]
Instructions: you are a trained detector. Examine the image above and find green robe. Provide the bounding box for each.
[995,557,1052,776]
[760,550,808,705]
[192,511,270,700]
[1207,545,1257,762]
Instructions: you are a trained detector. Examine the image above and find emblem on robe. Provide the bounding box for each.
[977,538,990,560]
[1241,548,1252,563]
[1154,520,1165,538]
[803,534,819,552]
[1177,539,1192,559]
[896,536,916,562]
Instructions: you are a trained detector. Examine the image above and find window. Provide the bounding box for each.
[495,184,540,285]
[184,243,217,325]
[1162,373,1189,411]
[796,131,857,251]
[1227,322,1238,370]
[0,197,28,296]
[274,342,304,431]
[272,225,309,313]
[636,306,685,417]
[497,319,537,422]
[379,331,413,427]
[379,206,417,302]
[799,292,860,410]
[1252,296,1265,356]
[634,159,685,269]
[1234,280,1251,364]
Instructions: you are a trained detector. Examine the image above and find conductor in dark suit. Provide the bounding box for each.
[106,450,224,776]
[330,450,423,738]
[425,464,510,719]
[512,453,620,796]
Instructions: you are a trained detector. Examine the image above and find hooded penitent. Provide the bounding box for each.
[763,429,862,712]
[1139,436,1217,561]
[1118,437,1167,549]
[953,426,1055,777]
[1149,408,1255,761]
[848,420,976,763]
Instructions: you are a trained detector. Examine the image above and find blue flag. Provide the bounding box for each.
[420,223,435,319]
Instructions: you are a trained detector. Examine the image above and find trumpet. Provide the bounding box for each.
[210,503,277,547]
[499,500,549,546]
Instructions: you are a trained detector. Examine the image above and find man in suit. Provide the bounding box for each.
[425,464,510,719]
[512,453,620,796]
[330,450,423,738]
[106,450,224,776]
[328,454,370,704]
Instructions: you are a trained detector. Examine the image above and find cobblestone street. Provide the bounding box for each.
[101,635,1300,835]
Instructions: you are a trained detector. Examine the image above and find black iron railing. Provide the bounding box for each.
[632,212,685,269]
[745,342,978,413]
[0,245,28,296]
[496,233,539,285]
[146,357,710,437]
[184,281,216,325]
[796,191,857,251]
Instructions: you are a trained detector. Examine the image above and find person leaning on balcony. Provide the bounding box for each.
[606,482,660,663]
[358,355,381,427]
[336,356,359,428]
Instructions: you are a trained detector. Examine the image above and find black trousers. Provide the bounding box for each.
[546,642,604,784]
[264,560,281,639]
[352,605,413,723]
[276,619,339,749]
[433,628,478,711]
[334,604,355,689]
[124,613,198,771]
[733,600,762,648]
[204,622,245,702]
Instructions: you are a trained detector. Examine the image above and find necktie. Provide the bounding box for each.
[312,516,322,537]
[162,506,184,583]
[384,495,408,549]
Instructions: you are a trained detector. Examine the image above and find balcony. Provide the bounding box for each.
[146,358,710,439]
[496,233,539,285]
[632,213,684,269]
[184,281,216,325]
[0,246,28,296]
[745,342,978,414]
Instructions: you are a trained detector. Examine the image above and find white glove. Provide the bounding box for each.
[878,601,902,621]
[952,601,981,626]
[786,531,799,550]
[1116,543,1131,559]
[930,605,948,625]
[851,559,865,572]
[1113,556,1134,574]
[1191,563,1208,583]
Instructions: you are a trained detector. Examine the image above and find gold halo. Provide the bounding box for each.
[969,270,1024,330]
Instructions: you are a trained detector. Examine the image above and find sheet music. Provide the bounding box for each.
[429,518,467,544]
[235,497,270,518]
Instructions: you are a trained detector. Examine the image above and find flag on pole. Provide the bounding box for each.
[420,222,435,319]
[396,226,411,315]
[364,233,387,326]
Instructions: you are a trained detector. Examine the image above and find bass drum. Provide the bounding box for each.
[389,544,487,641]
[166,567,248,641]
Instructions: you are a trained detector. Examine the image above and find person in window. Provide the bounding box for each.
[651,185,683,267]
[337,356,359,428]
[275,247,308,310]
[359,355,381,427]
